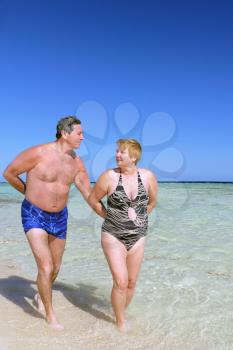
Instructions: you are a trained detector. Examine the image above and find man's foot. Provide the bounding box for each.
[47,316,64,330]
[33,293,45,315]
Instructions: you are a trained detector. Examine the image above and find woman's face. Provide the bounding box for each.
[115,147,136,166]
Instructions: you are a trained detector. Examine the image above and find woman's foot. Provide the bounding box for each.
[116,320,131,332]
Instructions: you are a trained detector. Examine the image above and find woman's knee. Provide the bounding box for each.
[113,277,128,292]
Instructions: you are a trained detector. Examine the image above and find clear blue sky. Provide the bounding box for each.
[1,0,232,182]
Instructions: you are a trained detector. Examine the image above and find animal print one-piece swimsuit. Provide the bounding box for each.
[102,170,149,250]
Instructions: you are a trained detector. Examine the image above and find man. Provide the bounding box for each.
[3,116,91,329]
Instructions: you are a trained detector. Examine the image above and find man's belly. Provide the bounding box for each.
[25,182,70,212]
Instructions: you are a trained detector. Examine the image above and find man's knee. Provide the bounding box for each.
[52,264,61,279]
[38,261,54,278]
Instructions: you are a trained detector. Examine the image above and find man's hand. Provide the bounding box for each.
[3,146,40,194]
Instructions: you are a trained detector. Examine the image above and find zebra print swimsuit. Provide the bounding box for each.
[102,170,149,250]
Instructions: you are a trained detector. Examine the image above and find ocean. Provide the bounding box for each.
[0,182,233,349]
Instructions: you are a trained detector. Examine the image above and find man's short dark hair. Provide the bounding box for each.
[56,116,81,139]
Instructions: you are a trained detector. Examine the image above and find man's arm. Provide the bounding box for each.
[88,172,109,219]
[74,158,92,201]
[147,171,157,214]
[3,146,40,194]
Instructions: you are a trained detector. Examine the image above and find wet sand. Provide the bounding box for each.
[0,258,156,350]
[0,258,128,350]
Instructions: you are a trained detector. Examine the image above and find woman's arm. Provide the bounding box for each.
[88,172,109,219]
[147,171,158,214]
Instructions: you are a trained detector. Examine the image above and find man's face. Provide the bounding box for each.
[67,124,84,148]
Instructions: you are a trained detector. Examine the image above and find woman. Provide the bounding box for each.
[88,139,157,331]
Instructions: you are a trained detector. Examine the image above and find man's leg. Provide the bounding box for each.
[26,228,63,329]
[34,235,66,313]
[125,237,145,308]
[48,234,66,283]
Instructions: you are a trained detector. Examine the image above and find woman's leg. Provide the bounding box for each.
[125,237,145,308]
[101,232,128,328]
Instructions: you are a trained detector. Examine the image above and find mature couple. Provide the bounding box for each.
[3,116,157,331]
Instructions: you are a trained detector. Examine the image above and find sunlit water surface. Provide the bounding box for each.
[0,182,233,349]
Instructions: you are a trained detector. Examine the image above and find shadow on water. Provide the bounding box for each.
[0,275,114,324]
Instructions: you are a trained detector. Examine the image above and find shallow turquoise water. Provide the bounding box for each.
[0,182,233,349]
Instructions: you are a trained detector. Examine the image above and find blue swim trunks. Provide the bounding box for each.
[21,198,68,239]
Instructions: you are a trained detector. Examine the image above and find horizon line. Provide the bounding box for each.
[1,180,233,184]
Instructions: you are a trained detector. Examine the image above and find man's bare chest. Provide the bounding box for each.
[31,157,77,184]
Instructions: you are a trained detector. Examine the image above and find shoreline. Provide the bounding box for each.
[1,180,233,184]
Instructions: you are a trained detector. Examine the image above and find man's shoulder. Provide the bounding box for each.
[72,154,87,173]
[18,143,48,158]
[25,142,52,152]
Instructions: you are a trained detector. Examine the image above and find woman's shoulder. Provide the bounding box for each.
[106,168,121,180]
[98,168,120,181]
[138,167,154,175]
[138,168,157,180]
[96,168,120,191]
